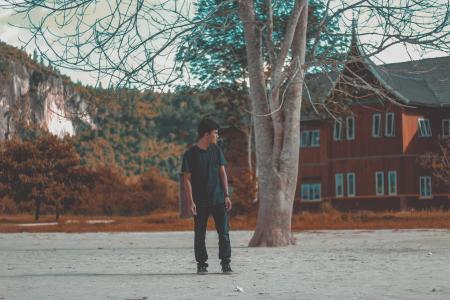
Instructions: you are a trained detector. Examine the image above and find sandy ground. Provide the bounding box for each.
[0,230,449,300]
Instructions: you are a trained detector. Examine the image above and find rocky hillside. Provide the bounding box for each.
[0,41,95,140]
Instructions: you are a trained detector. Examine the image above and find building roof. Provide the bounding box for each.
[376,56,450,107]
[301,41,450,121]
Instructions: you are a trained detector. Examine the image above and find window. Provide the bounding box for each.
[388,171,397,195]
[310,130,320,147]
[333,118,342,141]
[418,118,432,137]
[300,130,320,148]
[346,116,355,140]
[385,112,395,137]
[335,173,344,197]
[419,176,432,198]
[300,130,310,148]
[375,171,384,195]
[301,183,321,201]
[443,119,450,138]
[372,113,381,137]
[347,173,356,197]
[301,184,309,199]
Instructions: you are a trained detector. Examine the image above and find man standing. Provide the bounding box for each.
[181,118,233,274]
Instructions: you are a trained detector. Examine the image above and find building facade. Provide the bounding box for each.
[298,43,450,210]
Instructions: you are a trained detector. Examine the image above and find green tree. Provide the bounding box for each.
[177,0,348,89]
[155,88,215,143]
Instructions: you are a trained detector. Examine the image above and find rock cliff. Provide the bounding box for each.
[0,41,95,140]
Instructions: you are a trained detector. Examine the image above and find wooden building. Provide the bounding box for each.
[297,40,450,210]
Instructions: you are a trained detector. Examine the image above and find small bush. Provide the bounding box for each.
[77,166,177,216]
[140,167,178,211]
[0,197,17,214]
[229,170,257,215]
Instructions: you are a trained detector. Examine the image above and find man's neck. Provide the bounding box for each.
[196,139,210,150]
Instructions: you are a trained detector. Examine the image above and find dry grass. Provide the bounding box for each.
[1,209,450,233]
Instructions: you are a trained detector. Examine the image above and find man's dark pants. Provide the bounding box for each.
[194,203,231,267]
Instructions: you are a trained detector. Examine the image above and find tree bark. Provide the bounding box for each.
[239,0,308,247]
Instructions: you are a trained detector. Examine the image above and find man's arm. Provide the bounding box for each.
[219,166,232,211]
[183,172,196,216]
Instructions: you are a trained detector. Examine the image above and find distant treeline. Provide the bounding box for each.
[0,84,256,220]
[0,132,179,220]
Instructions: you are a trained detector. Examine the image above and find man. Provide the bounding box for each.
[181,118,233,274]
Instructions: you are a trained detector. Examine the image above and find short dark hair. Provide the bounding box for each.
[197,118,219,139]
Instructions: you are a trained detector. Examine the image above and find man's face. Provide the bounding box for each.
[207,129,219,144]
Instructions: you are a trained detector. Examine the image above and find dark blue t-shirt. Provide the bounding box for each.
[181,144,227,207]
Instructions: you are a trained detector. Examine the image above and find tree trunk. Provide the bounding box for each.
[35,199,41,221]
[239,0,308,247]
[248,166,297,246]
[55,203,60,221]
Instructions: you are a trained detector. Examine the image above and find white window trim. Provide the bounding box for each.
[346,116,355,140]
[333,118,342,141]
[385,112,395,137]
[418,117,432,137]
[301,184,309,199]
[419,176,432,198]
[313,184,321,202]
[375,171,384,196]
[301,183,322,202]
[335,173,344,197]
[442,119,450,138]
[301,130,320,148]
[388,171,397,195]
[311,129,320,147]
[301,184,309,200]
[347,172,356,197]
[372,113,381,138]
[300,130,310,148]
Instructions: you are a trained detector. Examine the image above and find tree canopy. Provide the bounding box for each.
[177,0,348,89]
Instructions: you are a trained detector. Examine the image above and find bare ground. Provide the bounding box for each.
[0,230,449,299]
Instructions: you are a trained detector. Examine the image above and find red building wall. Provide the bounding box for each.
[297,102,450,209]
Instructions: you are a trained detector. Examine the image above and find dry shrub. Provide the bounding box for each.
[229,170,257,215]
[140,167,178,211]
[77,166,177,216]
[320,201,340,214]
[0,196,17,214]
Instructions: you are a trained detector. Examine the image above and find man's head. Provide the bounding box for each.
[197,118,219,145]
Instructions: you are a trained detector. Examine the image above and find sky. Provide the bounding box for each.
[0,0,448,88]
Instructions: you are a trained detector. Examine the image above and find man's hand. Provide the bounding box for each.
[225,197,232,212]
[190,201,197,216]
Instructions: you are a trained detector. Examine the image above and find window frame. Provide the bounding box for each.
[310,129,320,147]
[346,116,355,140]
[388,171,397,195]
[418,117,432,137]
[419,176,432,198]
[385,112,395,137]
[300,130,310,148]
[300,183,322,202]
[375,171,384,196]
[347,172,356,197]
[333,118,342,141]
[372,113,381,138]
[335,173,344,197]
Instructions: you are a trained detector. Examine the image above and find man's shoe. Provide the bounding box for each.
[221,264,233,274]
[197,264,208,274]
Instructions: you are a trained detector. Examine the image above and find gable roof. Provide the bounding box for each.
[376,56,450,107]
[301,47,450,122]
